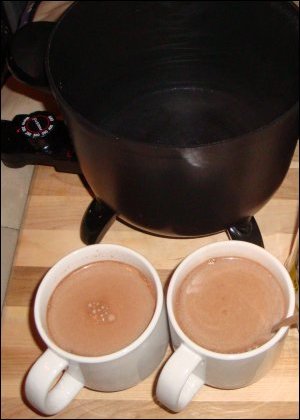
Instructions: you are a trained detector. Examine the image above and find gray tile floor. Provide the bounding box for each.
[1,162,34,308]
[1,73,61,311]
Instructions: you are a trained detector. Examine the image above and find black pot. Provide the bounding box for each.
[8,1,299,246]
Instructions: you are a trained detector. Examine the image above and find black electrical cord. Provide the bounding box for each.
[1,1,41,87]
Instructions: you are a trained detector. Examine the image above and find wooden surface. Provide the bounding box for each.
[1,139,299,419]
[1,1,298,418]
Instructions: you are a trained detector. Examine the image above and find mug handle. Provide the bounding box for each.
[156,344,206,412]
[25,349,84,415]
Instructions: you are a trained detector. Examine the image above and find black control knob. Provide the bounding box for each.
[1,112,81,174]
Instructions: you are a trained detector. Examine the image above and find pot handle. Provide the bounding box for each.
[226,216,264,248]
[7,21,55,91]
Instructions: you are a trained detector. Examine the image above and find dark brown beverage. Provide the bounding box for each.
[174,257,287,353]
[47,261,156,357]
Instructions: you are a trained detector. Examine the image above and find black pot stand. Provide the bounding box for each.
[80,198,264,247]
[226,217,264,247]
[80,199,116,245]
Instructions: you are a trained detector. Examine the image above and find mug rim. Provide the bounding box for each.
[167,240,295,361]
[34,244,164,363]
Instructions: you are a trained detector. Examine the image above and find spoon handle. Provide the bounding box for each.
[271,313,299,333]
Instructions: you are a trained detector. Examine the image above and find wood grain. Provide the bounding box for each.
[1,0,299,415]
[1,144,299,419]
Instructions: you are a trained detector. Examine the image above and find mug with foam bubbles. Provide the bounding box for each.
[156,241,295,413]
[25,244,169,416]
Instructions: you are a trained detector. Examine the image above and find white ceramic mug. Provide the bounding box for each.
[156,241,295,412]
[25,244,169,415]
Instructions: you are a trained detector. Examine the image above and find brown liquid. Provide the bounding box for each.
[174,257,287,354]
[47,261,156,357]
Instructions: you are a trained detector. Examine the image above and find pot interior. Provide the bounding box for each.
[49,1,298,146]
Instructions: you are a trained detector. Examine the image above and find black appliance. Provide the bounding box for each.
[1,2,299,247]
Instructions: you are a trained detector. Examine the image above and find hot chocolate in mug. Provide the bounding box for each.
[156,241,295,412]
[25,244,169,415]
